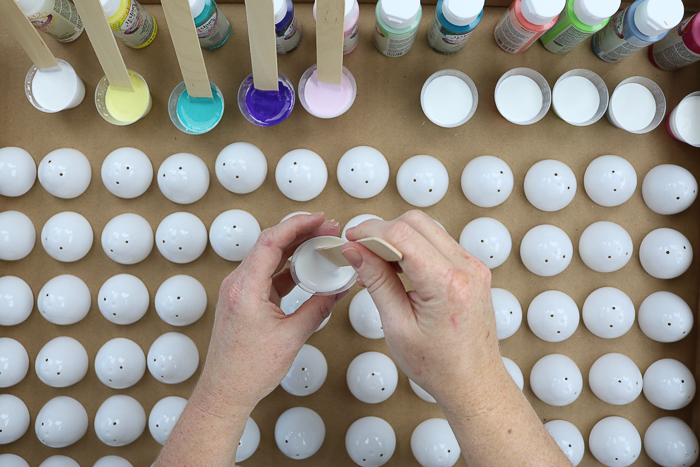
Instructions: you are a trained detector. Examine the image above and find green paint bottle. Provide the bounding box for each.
[540,0,620,54]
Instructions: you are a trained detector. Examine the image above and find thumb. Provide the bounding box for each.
[285,293,342,338]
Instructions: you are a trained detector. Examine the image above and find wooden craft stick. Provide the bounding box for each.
[317,237,403,267]
[72,0,133,89]
[315,0,344,85]
[161,0,213,99]
[0,0,59,69]
[245,0,278,92]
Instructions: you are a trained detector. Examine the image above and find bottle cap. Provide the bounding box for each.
[634,0,684,37]
[100,0,121,18]
[380,0,421,29]
[189,0,206,18]
[313,0,358,22]
[274,0,289,24]
[442,0,485,27]
[573,0,621,27]
[521,0,566,26]
[14,0,42,14]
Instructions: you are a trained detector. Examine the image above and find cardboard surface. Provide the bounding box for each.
[1,4,699,467]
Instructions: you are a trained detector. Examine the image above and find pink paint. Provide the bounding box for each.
[650,13,700,71]
[299,65,357,119]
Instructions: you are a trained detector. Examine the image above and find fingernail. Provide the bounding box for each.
[323,219,340,227]
[313,211,324,217]
[341,247,363,269]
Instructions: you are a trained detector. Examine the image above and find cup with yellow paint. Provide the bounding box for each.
[95,70,152,126]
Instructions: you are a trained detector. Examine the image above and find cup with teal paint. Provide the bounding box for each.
[167,81,224,135]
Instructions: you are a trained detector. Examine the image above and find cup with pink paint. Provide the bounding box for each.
[299,64,357,119]
[667,91,700,147]
[495,67,551,125]
[606,77,666,135]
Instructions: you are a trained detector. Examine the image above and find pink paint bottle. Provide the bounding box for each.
[313,0,361,55]
[494,0,566,53]
[650,13,700,71]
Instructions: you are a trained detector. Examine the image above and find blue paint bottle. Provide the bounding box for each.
[592,0,683,62]
[189,0,231,50]
[274,0,303,54]
[427,0,485,55]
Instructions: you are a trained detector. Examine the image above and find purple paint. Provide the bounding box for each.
[237,73,295,127]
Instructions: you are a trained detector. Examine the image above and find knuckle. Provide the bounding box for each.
[257,228,277,248]
[403,209,429,225]
[225,280,246,305]
[385,221,414,246]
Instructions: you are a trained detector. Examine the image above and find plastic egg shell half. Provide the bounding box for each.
[502,356,524,391]
[0,454,30,467]
[396,155,449,207]
[101,147,153,199]
[98,274,150,325]
[35,396,88,448]
[236,417,261,463]
[460,155,514,208]
[94,338,146,389]
[519,225,573,277]
[0,337,29,388]
[157,153,210,204]
[275,149,328,202]
[643,359,696,411]
[583,155,637,207]
[101,213,154,264]
[411,418,461,467]
[529,354,583,406]
[337,146,390,199]
[0,211,35,261]
[491,288,522,340]
[544,420,585,467]
[94,395,146,447]
[409,379,437,403]
[0,394,30,444]
[38,148,91,199]
[582,287,635,339]
[345,416,397,467]
[275,407,325,460]
[638,291,693,343]
[639,228,693,279]
[281,344,328,396]
[459,217,512,269]
[349,289,384,339]
[642,164,698,215]
[155,212,208,264]
[39,456,79,467]
[280,285,331,332]
[93,456,134,467]
[155,275,207,326]
[0,276,34,326]
[578,221,633,273]
[148,396,188,446]
[147,332,199,384]
[527,290,579,343]
[37,274,91,325]
[644,417,699,467]
[588,353,643,405]
[523,159,577,212]
[346,351,399,404]
[0,147,36,197]
[589,416,641,467]
[342,214,383,241]
[41,212,93,262]
[215,142,268,194]
[35,336,88,388]
[209,209,261,262]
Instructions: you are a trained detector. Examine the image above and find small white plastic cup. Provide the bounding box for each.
[95,70,152,126]
[25,58,85,113]
[495,68,551,126]
[607,77,666,135]
[420,69,479,128]
[298,64,357,119]
[552,69,609,127]
[290,237,358,296]
[667,91,700,147]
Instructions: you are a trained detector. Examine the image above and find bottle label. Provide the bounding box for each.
[197,3,231,50]
[343,20,360,54]
[374,22,419,57]
[427,12,473,54]
[651,16,700,71]
[276,14,303,54]
[541,10,593,54]
[28,0,83,42]
[110,0,157,49]
[494,5,544,53]
[592,7,650,62]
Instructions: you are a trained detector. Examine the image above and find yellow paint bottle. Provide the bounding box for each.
[100,0,157,49]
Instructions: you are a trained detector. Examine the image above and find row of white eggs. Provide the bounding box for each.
[0,145,697,214]
[0,206,693,281]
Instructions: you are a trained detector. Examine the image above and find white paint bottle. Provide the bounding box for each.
[494,0,565,53]
[16,0,84,43]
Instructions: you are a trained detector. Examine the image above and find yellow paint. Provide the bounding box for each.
[105,72,152,123]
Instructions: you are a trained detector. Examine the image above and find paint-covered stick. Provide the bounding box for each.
[315,0,344,85]
[161,0,213,99]
[317,237,403,267]
[0,0,59,69]
[73,0,133,89]
[244,0,278,92]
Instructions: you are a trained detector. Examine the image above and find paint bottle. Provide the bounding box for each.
[15,0,83,43]
[592,0,684,63]
[650,13,700,71]
[275,0,303,54]
[494,0,565,53]
[540,0,621,54]
[427,0,485,55]
[313,0,360,55]
[374,0,422,57]
[189,0,231,50]
[100,0,157,49]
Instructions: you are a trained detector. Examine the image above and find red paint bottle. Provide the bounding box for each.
[494,0,565,53]
[650,13,700,71]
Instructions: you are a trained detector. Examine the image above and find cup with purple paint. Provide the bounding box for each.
[237,73,295,127]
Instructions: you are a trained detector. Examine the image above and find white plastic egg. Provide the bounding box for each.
[0,211,35,261]
[588,353,643,405]
[638,291,693,343]
[147,332,199,384]
[35,336,88,387]
[642,164,697,215]
[38,148,91,199]
[157,153,210,204]
[155,212,208,264]
[345,416,396,467]
[281,344,328,396]
[411,418,461,467]
[644,417,699,467]
[502,356,524,391]
[639,228,693,279]
[94,395,146,446]
[215,142,268,194]
[101,147,153,199]
[458,217,512,269]
[589,416,641,467]
[527,290,579,343]
[35,396,88,448]
[0,338,29,387]
[0,394,29,444]
[209,209,261,261]
[524,160,577,212]
[101,213,154,264]
[337,146,390,199]
[39,457,79,467]
[582,287,635,339]
[275,149,328,202]
[349,289,384,339]
[281,211,311,223]
[529,354,583,406]
[545,420,585,466]
[460,155,514,208]
[491,288,522,340]
[0,147,36,197]
[98,274,149,325]
[396,155,449,207]
[0,276,33,326]
[280,286,330,332]
[37,274,91,325]
[155,275,207,326]
[584,155,637,207]
[409,379,437,403]
[643,359,695,411]
[93,456,134,467]
[519,225,573,276]
[0,454,30,467]
[275,407,325,460]
[94,338,146,389]
[342,214,383,241]
[236,417,261,462]
[578,221,633,273]
[346,351,398,404]
[41,212,93,262]
[148,396,187,446]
